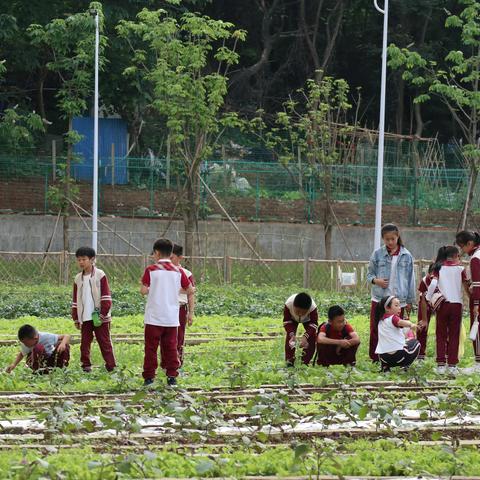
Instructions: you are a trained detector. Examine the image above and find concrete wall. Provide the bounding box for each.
[0,214,456,260]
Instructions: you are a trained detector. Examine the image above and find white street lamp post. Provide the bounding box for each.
[373,0,389,250]
[92,10,99,252]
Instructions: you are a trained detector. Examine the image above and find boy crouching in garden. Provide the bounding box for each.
[6,324,70,373]
[316,306,360,367]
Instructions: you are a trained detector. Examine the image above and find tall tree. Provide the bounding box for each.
[118,7,245,258]
[253,73,357,258]
[28,2,106,251]
[389,0,480,228]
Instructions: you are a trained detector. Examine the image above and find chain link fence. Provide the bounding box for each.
[0,249,435,294]
[0,138,475,227]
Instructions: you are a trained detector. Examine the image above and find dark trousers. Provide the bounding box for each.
[284,324,316,365]
[177,305,188,366]
[370,301,405,361]
[469,300,480,363]
[436,301,462,366]
[143,324,180,379]
[417,304,432,359]
[379,339,420,371]
[316,343,358,366]
[80,321,116,371]
[27,344,70,372]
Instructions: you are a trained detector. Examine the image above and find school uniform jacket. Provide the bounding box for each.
[283,294,319,341]
[72,267,112,324]
[468,247,480,307]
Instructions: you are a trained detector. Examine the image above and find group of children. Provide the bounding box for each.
[285,224,480,376]
[6,239,195,386]
[7,224,480,380]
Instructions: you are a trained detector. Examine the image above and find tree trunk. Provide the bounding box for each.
[460,163,478,231]
[323,167,333,259]
[37,68,47,122]
[395,75,405,135]
[182,172,201,267]
[63,117,72,252]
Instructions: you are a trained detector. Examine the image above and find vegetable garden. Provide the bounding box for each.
[1,283,480,478]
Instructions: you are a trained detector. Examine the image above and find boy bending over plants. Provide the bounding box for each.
[283,292,318,366]
[6,324,70,373]
[316,305,360,367]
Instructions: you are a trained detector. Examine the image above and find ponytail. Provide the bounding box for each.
[375,296,396,325]
[433,245,459,273]
[456,230,480,247]
[381,223,403,247]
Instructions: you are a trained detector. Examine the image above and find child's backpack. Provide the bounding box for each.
[319,322,350,339]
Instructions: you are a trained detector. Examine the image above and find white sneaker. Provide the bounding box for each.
[436,366,446,375]
[447,366,460,377]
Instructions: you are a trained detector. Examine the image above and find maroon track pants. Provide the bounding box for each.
[80,321,116,371]
[284,324,316,365]
[177,305,188,366]
[435,301,462,366]
[143,324,180,379]
[27,343,70,372]
[469,300,480,363]
[316,343,359,367]
[369,301,405,361]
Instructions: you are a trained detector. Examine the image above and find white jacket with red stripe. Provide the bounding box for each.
[72,267,112,324]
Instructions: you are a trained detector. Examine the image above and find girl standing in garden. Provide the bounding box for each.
[367,224,416,362]
[426,245,468,376]
[455,231,480,373]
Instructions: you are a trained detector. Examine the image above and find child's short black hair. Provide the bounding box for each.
[293,292,312,310]
[18,324,37,341]
[172,244,183,256]
[153,238,173,256]
[328,305,345,321]
[76,246,96,258]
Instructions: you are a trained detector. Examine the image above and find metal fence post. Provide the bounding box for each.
[303,256,310,289]
[224,255,232,284]
[63,250,70,286]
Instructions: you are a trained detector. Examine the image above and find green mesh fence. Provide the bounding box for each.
[0,140,474,227]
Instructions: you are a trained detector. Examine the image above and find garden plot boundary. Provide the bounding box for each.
[0,251,437,293]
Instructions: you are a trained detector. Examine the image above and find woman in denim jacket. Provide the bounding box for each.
[367,224,416,361]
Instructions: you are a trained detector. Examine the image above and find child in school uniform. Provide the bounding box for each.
[456,231,480,373]
[316,305,360,367]
[6,324,70,373]
[367,224,416,361]
[283,292,318,366]
[170,244,195,366]
[141,238,194,386]
[426,246,469,376]
[72,247,116,372]
[375,296,419,372]
[417,264,434,360]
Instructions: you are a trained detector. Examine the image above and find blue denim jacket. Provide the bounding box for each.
[367,245,416,305]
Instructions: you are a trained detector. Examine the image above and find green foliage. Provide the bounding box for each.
[0,107,44,152]
[0,283,370,319]
[28,2,106,121]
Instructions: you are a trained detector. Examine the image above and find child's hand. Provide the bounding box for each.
[5,364,15,374]
[375,278,389,289]
[57,342,66,354]
[299,337,309,349]
[340,339,351,349]
[417,321,425,331]
[289,336,297,349]
[187,313,194,326]
[74,322,81,330]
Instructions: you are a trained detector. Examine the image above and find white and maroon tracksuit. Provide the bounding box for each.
[142,259,191,379]
[468,247,480,363]
[427,261,466,366]
[283,294,318,365]
[72,267,116,371]
[417,274,433,359]
[177,266,195,366]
